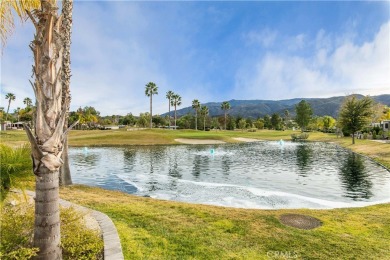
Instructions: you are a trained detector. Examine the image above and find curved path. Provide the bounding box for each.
[13,190,124,260]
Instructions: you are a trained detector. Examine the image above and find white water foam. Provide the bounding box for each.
[121,177,390,209]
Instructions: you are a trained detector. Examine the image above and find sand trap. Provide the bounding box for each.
[175,138,226,144]
[233,137,263,142]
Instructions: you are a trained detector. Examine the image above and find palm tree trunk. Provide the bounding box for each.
[6,100,11,120]
[59,137,72,185]
[26,1,67,257]
[150,95,153,128]
[59,0,73,186]
[195,110,197,130]
[168,100,171,128]
[224,111,227,130]
[34,165,62,259]
[352,133,355,144]
[174,105,177,128]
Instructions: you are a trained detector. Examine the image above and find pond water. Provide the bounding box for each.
[69,142,390,209]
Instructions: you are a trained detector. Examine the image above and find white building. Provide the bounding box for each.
[381,120,389,132]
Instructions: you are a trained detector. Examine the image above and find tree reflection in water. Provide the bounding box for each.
[296,144,312,176]
[192,155,202,178]
[221,156,231,176]
[339,153,373,200]
[74,149,100,167]
[123,149,136,171]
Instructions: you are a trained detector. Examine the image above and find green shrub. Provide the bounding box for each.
[0,144,32,200]
[0,200,38,259]
[0,198,103,260]
[61,207,104,260]
[291,133,309,141]
[247,128,257,132]
[373,131,377,139]
[378,130,383,139]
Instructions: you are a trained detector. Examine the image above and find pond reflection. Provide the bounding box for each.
[296,144,312,176]
[339,153,373,200]
[70,142,390,209]
[123,149,136,171]
[221,156,231,175]
[192,155,202,178]
[73,150,100,167]
[168,155,181,179]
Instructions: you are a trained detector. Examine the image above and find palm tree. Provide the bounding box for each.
[59,0,74,187]
[24,1,70,257]
[200,105,209,131]
[192,99,200,130]
[171,94,182,128]
[145,82,158,128]
[5,93,15,120]
[166,90,174,128]
[3,1,75,257]
[14,107,21,121]
[221,101,231,130]
[23,97,33,108]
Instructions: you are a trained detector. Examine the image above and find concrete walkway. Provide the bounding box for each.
[13,190,124,260]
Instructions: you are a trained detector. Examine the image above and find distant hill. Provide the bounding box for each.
[162,94,390,119]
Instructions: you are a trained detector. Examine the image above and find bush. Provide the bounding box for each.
[0,197,103,260]
[0,199,38,259]
[0,144,32,200]
[373,131,377,140]
[247,128,257,132]
[291,133,309,141]
[61,207,104,259]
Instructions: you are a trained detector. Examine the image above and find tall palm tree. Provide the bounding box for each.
[200,105,209,131]
[23,97,33,108]
[59,0,74,187]
[24,1,70,257]
[14,107,21,121]
[145,82,158,128]
[192,99,200,130]
[166,90,174,128]
[5,92,15,120]
[3,0,75,257]
[221,101,231,130]
[171,94,182,128]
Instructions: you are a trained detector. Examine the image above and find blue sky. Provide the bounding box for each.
[1,1,389,116]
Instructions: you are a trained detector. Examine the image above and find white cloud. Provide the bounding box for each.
[234,21,390,100]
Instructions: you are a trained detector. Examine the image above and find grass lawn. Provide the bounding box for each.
[60,185,390,259]
[1,129,390,259]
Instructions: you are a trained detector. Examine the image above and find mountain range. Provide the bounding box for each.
[162,94,390,119]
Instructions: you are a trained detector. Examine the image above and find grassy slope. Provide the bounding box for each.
[60,185,390,260]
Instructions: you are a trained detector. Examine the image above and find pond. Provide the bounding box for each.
[69,142,390,209]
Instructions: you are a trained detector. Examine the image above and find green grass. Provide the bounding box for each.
[60,185,390,260]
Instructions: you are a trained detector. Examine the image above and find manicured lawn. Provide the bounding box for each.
[60,185,390,260]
